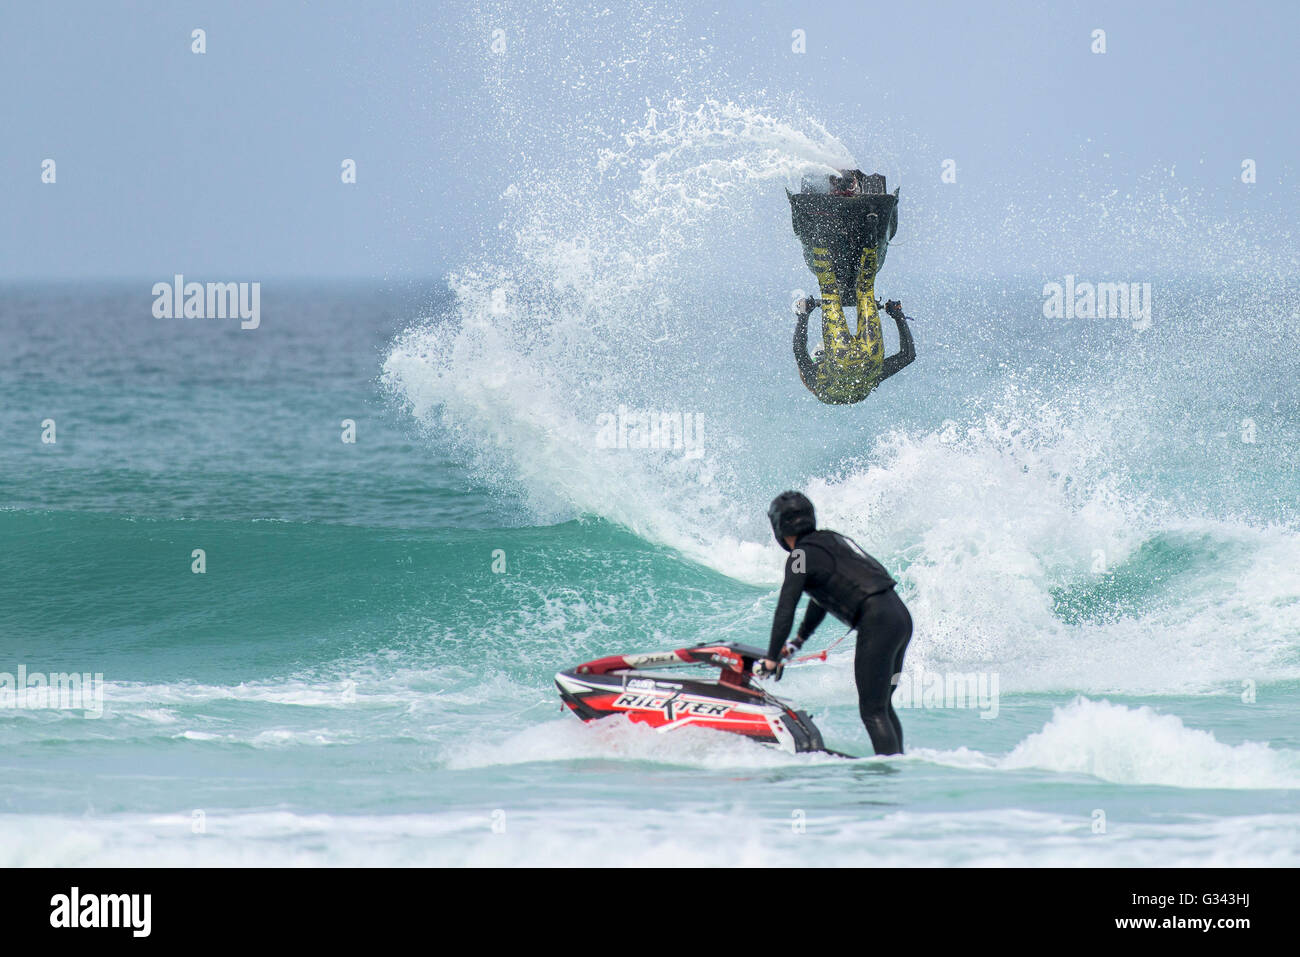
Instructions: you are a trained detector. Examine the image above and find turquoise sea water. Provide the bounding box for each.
[2,263,1297,865]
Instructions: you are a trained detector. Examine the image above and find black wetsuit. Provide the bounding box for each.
[768,529,914,755]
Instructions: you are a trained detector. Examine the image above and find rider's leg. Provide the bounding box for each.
[853,247,885,364]
[811,246,853,360]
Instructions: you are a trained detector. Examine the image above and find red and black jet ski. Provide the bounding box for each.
[555,641,832,754]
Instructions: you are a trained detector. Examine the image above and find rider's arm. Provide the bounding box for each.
[879,304,915,382]
[795,599,827,646]
[793,305,818,391]
[767,549,809,661]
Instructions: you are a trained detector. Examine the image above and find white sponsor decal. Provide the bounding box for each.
[613,692,731,720]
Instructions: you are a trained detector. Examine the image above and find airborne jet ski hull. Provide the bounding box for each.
[555,642,830,754]
[788,169,899,306]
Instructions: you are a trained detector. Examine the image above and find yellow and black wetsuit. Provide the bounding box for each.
[793,247,915,404]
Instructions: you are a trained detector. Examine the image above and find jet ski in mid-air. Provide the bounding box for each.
[788,168,899,304]
[555,641,837,754]
[783,169,915,406]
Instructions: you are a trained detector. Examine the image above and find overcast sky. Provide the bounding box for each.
[3,0,1295,280]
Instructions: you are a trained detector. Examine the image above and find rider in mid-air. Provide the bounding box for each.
[787,169,916,404]
[793,295,915,404]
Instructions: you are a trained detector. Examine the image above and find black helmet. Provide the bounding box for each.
[767,491,816,550]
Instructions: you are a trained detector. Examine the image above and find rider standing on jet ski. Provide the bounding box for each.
[787,169,916,404]
[759,491,914,755]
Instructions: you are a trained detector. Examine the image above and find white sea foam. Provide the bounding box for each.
[442,714,844,771]
[2,806,1294,867]
[790,402,1300,692]
[914,698,1300,790]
